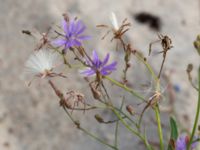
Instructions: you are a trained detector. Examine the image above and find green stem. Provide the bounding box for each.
[111,107,153,150]
[80,127,118,150]
[114,117,120,148]
[114,106,139,128]
[154,106,164,150]
[136,52,164,150]
[105,76,145,101]
[187,67,200,150]
[114,100,124,148]
[62,106,118,150]
[135,53,158,82]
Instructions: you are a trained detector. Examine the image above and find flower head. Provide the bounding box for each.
[176,134,198,150]
[81,50,117,76]
[25,49,60,78]
[52,19,90,52]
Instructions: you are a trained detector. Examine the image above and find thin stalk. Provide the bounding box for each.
[135,53,158,83]
[50,45,71,68]
[80,127,118,150]
[135,53,164,150]
[105,76,145,101]
[187,67,200,150]
[114,116,120,148]
[158,56,166,79]
[99,100,139,128]
[114,99,124,148]
[154,106,164,150]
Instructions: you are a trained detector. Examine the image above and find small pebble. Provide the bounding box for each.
[173,84,181,92]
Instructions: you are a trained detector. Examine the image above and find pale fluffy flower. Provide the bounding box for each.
[109,12,119,30]
[25,49,59,78]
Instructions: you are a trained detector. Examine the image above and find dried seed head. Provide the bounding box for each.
[25,49,60,78]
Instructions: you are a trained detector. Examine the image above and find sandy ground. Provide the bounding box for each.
[0,0,200,150]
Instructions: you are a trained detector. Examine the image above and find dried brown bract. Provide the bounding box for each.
[89,81,102,100]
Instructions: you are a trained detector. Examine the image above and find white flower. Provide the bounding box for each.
[109,12,119,31]
[25,49,59,78]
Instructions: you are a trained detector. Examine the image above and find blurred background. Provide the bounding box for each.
[0,0,200,149]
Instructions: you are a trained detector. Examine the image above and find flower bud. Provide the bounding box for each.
[94,114,104,123]
[126,105,135,115]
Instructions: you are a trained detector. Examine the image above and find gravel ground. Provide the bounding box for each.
[0,0,200,150]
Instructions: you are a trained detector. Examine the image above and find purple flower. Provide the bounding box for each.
[52,19,90,52]
[81,50,117,76]
[176,135,198,150]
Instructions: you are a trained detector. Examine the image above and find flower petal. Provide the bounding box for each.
[73,39,82,46]
[101,61,117,74]
[62,19,68,33]
[75,20,83,32]
[92,50,99,63]
[102,53,110,66]
[51,39,66,47]
[76,24,86,35]
[92,50,101,67]
[77,35,91,40]
[69,20,76,34]
[80,68,96,76]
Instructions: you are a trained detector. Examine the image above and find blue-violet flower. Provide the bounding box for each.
[52,19,90,52]
[81,50,117,76]
[176,134,198,150]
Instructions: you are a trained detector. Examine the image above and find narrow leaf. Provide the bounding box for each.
[167,117,178,150]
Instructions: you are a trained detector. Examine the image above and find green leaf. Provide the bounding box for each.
[167,117,179,150]
[170,117,178,140]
